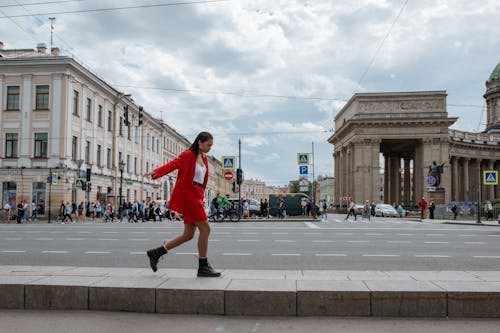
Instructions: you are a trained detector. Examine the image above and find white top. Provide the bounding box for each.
[193,162,206,184]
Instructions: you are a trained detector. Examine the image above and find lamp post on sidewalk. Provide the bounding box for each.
[119,160,126,212]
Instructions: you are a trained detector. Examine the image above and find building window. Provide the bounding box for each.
[35,85,49,110]
[127,124,131,141]
[127,155,130,173]
[152,136,155,152]
[73,90,79,115]
[34,133,48,158]
[107,111,112,132]
[146,162,149,173]
[6,86,20,110]
[135,127,138,144]
[118,152,122,165]
[147,133,150,149]
[119,117,123,136]
[106,148,111,168]
[134,157,137,175]
[97,144,102,166]
[85,141,90,164]
[97,105,103,127]
[71,136,78,161]
[157,139,159,153]
[86,98,92,121]
[5,133,18,158]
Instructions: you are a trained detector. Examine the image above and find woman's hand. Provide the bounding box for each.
[143,171,157,179]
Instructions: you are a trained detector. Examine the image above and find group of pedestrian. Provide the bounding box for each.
[2,199,40,223]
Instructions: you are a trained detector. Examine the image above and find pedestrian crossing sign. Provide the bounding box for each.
[483,170,498,185]
[297,153,310,165]
[222,156,236,170]
[74,178,85,190]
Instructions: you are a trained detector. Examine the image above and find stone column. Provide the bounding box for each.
[474,159,481,203]
[403,157,411,205]
[452,156,459,202]
[371,139,381,203]
[49,73,63,167]
[462,158,469,201]
[487,160,495,200]
[414,141,424,201]
[390,155,400,205]
[384,154,389,203]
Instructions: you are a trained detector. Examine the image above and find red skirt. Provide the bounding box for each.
[182,185,207,224]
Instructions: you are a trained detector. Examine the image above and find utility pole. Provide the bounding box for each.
[477,162,482,224]
[312,141,317,219]
[238,139,242,214]
[48,168,52,223]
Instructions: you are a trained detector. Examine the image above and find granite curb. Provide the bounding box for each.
[1,266,499,317]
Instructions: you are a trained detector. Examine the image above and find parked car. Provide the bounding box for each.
[228,198,261,217]
[375,204,398,217]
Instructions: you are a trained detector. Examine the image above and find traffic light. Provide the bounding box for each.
[46,176,51,184]
[236,168,243,185]
[86,168,91,182]
[123,105,130,126]
[138,106,143,126]
[232,181,236,193]
[86,182,92,192]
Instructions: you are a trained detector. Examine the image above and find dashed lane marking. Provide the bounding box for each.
[464,242,486,245]
[4,238,23,240]
[473,256,500,259]
[415,255,451,258]
[1,250,25,253]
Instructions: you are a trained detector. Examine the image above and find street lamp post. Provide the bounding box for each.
[119,160,126,212]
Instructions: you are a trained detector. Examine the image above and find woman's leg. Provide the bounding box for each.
[165,223,196,250]
[195,220,210,258]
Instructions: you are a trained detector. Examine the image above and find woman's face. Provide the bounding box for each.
[199,139,213,154]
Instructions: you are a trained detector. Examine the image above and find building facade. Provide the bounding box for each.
[0,42,223,216]
[328,62,500,206]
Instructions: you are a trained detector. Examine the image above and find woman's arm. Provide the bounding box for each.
[143,150,189,179]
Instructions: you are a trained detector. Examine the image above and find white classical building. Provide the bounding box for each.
[0,42,222,217]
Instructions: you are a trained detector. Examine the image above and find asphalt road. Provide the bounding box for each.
[1,214,500,270]
[2,310,500,333]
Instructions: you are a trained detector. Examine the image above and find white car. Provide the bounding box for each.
[375,204,398,217]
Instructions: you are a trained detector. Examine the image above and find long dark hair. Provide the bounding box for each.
[189,131,213,155]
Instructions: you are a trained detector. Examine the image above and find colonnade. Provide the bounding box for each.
[450,156,499,202]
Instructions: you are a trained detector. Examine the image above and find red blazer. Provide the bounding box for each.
[152,150,208,214]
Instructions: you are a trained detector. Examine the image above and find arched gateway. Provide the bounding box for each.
[328,63,500,207]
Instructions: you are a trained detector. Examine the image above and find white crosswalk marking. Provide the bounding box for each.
[304,222,320,229]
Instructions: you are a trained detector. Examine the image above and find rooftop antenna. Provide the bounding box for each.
[49,17,56,51]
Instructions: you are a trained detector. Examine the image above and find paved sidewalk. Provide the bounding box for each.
[1,265,499,317]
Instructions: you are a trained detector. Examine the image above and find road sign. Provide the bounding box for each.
[299,165,308,175]
[297,153,310,165]
[74,178,85,190]
[51,172,58,185]
[299,186,309,192]
[222,156,236,170]
[299,179,309,186]
[484,170,498,185]
[224,170,234,181]
[427,176,436,186]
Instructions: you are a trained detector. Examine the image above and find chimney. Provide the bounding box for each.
[51,47,60,56]
[37,43,47,53]
[0,41,4,50]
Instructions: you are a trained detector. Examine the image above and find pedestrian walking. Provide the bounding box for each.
[3,201,11,222]
[22,200,28,222]
[321,200,328,221]
[61,202,73,223]
[362,200,371,221]
[484,200,493,220]
[418,197,428,220]
[370,201,376,220]
[345,199,357,221]
[144,132,220,277]
[16,201,24,224]
[263,198,269,218]
[77,202,84,220]
[30,200,37,220]
[429,201,436,219]
[451,204,458,220]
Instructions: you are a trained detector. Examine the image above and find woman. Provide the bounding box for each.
[144,132,220,277]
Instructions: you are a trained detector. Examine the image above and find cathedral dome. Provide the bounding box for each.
[486,62,500,93]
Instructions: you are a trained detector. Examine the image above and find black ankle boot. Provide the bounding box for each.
[146,246,167,272]
[197,258,221,277]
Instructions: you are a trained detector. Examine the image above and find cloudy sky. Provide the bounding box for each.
[1,0,499,186]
